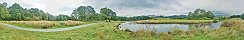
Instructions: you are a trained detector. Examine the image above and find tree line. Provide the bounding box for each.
[0,3,60,21]
[0,2,153,21]
[230,13,244,19]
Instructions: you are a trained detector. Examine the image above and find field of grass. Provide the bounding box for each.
[0,21,90,29]
[136,19,215,24]
[0,20,243,40]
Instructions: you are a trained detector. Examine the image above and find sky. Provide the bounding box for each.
[0,0,244,16]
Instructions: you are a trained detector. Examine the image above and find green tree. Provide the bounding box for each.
[22,8,32,20]
[71,6,97,21]
[8,3,25,20]
[206,11,214,19]
[56,14,69,21]
[28,8,48,20]
[241,13,244,19]
[0,2,10,20]
[188,9,215,20]
[46,13,56,21]
[100,8,117,22]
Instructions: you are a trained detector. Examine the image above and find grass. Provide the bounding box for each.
[0,22,120,40]
[0,20,243,40]
[0,21,89,29]
[136,19,215,24]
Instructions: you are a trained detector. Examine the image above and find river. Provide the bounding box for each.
[118,22,223,33]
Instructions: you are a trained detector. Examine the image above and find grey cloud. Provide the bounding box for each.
[85,0,179,8]
[1,0,244,16]
[83,0,182,16]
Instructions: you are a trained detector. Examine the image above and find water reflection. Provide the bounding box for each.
[118,22,223,33]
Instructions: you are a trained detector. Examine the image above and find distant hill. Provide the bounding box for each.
[212,11,230,17]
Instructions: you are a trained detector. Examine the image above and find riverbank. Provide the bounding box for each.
[136,20,215,24]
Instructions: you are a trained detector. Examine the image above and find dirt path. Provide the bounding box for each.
[1,22,102,32]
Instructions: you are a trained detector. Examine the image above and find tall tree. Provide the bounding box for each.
[0,2,10,20]
[100,8,116,16]
[241,13,244,19]
[8,3,25,20]
[206,11,214,19]
[46,13,56,21]
[188,9,215,20]
[28,8,47,20]
[100,8,117,22]
[71,6,97,21]
[56,14,69,21]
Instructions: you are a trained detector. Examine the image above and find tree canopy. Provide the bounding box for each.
[0,3,56,21]
[0,2,10,20]
[241,13,244,19]
[71,6,98,21]
[188,9,215,20]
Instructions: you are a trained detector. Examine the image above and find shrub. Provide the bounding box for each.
[222,20,241,27]
[2,21,85,29]
[62,21,83,26]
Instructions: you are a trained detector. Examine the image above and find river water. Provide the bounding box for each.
[118,22,223,33]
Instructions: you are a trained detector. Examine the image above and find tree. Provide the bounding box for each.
[0,2,65,21]
[71,6,97,21]
[230,15,241,18]
[100,8,117,22]
[241,13,244,19]
[206,11,214,19]
[22,8,32,20]
[8,3,25,20]
[46,13,56,21]
[188,9,215,20]
[56,14,69,21]
[100,8,116,16]
[0,2,10,20]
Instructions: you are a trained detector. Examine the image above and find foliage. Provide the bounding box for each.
[136,20,214,24]
[0,3,57,21]
[230,15,241,18]
[0,2,10,20]
[188,9,215,20]
[56,14,69,21]
[0,2,152,21]
[71,6,98,21]
[100,8,117,22]
[116,16,152,21]
[2,21,88,29]
[241,13,244,19]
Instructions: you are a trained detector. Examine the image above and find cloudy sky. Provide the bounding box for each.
[1,0,244,16]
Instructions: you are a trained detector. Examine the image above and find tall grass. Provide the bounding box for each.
[1,21,87,29]
[136,20,214,24]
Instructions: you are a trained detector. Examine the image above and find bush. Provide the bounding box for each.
[3,21,86,29]
[222,20,241,27]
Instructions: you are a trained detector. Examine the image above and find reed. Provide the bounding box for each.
[2,21,87,29]
[136,20,214,24]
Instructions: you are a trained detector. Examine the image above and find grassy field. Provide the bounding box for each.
[136,19,215,24]
[0,20,243,40]
[0,21,90,29]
